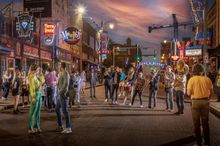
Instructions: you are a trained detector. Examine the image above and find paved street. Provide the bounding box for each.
[0,86,220,146]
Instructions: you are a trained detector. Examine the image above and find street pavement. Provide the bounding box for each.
[0,86,220,146]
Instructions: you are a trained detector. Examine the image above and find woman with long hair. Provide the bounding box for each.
[12,68,21,114]
[28,64,45,134]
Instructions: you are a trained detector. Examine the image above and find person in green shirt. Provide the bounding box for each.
[27,64,45,134]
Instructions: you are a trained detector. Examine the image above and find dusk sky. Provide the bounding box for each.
[73,0,194,48]
[1,0,194,49]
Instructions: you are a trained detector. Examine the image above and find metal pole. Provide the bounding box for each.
[136,44,138,66]
[113,47,115,67]
[38,13,42,67]
[203,0,208,74]
[100,20,104,67]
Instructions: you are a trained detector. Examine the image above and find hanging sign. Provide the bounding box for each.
[62,27,81,45]
[16,13,34,38]
[43,23,56,46]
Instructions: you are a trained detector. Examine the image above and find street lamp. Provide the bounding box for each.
[108,23,115,30]
[76,5,86,15]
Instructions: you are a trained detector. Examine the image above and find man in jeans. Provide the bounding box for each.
[187,63,213,146]
[56,62,72,134]
[164,66,175,112]
[45,68,57,111]
[111,67,120,104]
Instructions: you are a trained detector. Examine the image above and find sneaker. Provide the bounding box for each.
[118,93,121,97]
[129,103,132,106]
[140,105,144,108]
[56,126,64,132]
[1,97,7,100]
[115,101,118,105]
[13,110,18,114]
[36,128,42,133]
[28,128,36,134]
[104,99,108,102]
[61,128,72,134]
[174,112,180,115]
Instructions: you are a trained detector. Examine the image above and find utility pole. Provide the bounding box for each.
[100,20,104,67]
[203,0,208,73]
[38,13,42,67]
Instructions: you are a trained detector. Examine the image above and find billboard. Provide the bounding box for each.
[24,0,52,18]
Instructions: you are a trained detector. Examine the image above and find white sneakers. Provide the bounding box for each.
[61,128,72,134]
[105,99,108,102]
[140,105,144,108]
[1,97,7,100]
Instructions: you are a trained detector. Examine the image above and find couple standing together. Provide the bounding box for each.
[28,62,72,134]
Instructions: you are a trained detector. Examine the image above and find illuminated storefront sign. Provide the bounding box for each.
[23,45,51,60]
[16,13,34,38]
[185,46,202,56]
[62,27,81,45]
[43,23,56,46]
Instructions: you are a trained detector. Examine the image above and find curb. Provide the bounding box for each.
[210,105,220,118]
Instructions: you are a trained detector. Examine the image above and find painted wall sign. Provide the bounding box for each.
[16,13,34,38]
[24,45,38,58]
[62,27,81,45]
[24,0,52,18]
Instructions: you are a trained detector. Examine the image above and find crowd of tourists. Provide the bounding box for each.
[1,59,220,146]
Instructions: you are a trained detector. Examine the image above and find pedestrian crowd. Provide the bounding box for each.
[0,60,219,146]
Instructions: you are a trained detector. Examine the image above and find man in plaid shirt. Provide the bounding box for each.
[130,72,145,107]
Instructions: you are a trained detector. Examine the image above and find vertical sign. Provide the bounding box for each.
[43,23,56,46]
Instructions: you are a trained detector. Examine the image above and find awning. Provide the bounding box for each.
[0,45,12,55]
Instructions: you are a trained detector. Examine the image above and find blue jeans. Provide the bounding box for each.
[165,88,174,110]
[148,89,158,108]
[176,90,184,113]
[46,86,55,109]
[55,95,71,128]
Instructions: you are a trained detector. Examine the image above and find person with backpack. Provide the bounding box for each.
[215,68,220,102]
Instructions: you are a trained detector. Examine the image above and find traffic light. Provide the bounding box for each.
[136,56,141,62]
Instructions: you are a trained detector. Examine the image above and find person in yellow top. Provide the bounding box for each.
[28,64,45,134]
[187,63,213,146]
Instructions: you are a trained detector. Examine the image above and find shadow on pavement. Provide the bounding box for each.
[158,135,195,146]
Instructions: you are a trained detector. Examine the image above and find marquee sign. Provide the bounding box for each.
[185,45,202,56]
[43,23,56,46]
[16,13,34,38]
[62,27,81,45]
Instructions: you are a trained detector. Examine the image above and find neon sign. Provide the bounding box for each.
[43,23,56,46]
[62,27,81,45]
[16,13,34,38]
[44,23,56,35]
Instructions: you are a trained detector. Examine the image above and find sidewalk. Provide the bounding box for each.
[0,82,103,111]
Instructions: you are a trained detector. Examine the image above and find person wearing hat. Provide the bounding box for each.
[130,72,145,108]
[148,68,160,109]
[28,63,45,134]
[164,65,175,112]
